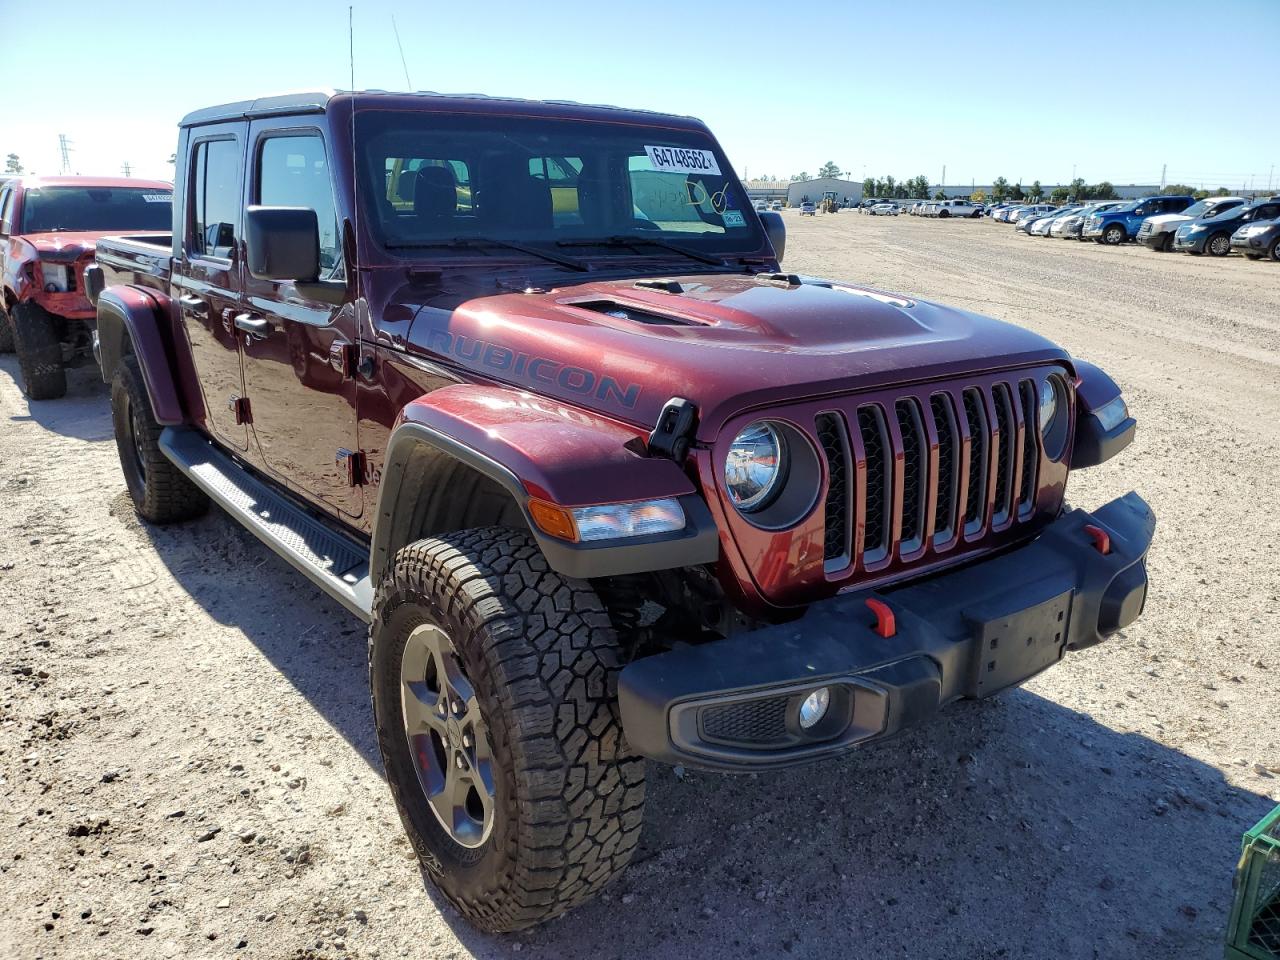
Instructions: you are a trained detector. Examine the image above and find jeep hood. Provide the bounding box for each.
[404,273,1070,441]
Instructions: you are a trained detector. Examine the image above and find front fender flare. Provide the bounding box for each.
[370,384,719,583]
[95,287,186,425]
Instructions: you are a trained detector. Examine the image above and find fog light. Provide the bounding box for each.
[798,688,831,729]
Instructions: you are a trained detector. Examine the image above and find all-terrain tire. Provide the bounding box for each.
[370,528,645,932]
[111,354,209,523]
[0,305,14,354]
[11,302,66,399]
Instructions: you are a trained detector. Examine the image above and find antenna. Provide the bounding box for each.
[391,15,413,90]
[348,5,362,317]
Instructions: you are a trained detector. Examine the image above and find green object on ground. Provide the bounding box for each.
[1227,804,1280,959]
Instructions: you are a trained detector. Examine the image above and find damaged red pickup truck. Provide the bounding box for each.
[0,176,172,398]
[89,91,1153,932]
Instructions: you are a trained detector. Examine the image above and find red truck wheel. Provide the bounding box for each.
[0,306,14,354]
[10,302,66,399]
[110,355,209,523]
[370,527,645,932]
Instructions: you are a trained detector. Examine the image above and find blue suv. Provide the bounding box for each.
[1082,195,1194,245]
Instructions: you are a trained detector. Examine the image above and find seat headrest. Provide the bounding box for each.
[413,166,457,219]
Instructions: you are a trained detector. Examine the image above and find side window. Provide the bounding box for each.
[258,135,342,277]
[190,139,240,259]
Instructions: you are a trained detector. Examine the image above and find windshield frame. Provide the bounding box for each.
[349,107,770,271]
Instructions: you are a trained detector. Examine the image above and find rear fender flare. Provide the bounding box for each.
[95,287,185,425]
[370,384,718,584]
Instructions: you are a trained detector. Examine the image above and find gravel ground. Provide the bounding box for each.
[1,213,1277,960]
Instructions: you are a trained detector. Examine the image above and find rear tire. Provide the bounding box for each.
[11,302,66,399]
[0,305,14,354]
[111,354,209,523]
[370,528,645,932]
[1102,225,1126,246]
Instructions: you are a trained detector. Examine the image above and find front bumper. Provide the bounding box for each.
[1172,232,1204,252]
[1230,235,1269,254]
[618,493,1154,772]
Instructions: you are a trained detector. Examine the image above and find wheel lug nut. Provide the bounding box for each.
[451,700,463,715]
[462,734,473,749]
[455,754,465,769]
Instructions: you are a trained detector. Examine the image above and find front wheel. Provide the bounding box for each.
[0,305,14,353]
[1270,237,1280,262]
[370,528,645,932]
[1102,225,1126,245]
[1206,232,1231,257]
[1160,233,1175,253]
[11,302,66,399]
[111,354,209,522]
[939,210,950,218]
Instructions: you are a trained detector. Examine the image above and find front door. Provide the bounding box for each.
[237,123,362,518]
[174,125,248,450]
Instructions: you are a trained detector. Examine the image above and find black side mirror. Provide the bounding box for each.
[244,206,345,305]
[759,210,786,263]
[245,206,320,281]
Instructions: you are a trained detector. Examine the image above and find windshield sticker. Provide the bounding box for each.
[645,145,721,176]
[722,210,746,228]
[142,194,172,203]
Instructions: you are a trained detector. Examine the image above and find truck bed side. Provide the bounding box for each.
[95,233,173,295]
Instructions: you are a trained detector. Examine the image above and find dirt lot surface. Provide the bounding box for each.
[2,214,1277,960]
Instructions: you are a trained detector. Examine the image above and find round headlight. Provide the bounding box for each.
[1038,379,1057,432]
[725,422,785,512]
[1039,375,1070,461]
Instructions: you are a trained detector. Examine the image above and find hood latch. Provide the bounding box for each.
[647,397,698,462]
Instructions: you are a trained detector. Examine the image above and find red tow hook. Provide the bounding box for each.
[865,598,897,638]
[1083,524,1112,555]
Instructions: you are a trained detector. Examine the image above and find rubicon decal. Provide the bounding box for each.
[428,329,641,410]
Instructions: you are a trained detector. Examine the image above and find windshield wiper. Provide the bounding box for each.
[385,237,589,273]
[557,235,729,268]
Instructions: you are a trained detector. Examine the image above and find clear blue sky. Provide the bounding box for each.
[4,0,1277,192]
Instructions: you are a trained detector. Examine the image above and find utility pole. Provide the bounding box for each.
[121,161,132,177]
[1268,164,1274,192]
[941,164,946,193]
[58,134,72,174]
[1159,163,1166,191]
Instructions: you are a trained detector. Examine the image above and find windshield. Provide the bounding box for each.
[1179,200,1211,218]
[20,186,171,234]
[1204,202,1244,220]
[355,111,762,260]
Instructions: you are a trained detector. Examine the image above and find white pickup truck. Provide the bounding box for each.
[934,199,983,218]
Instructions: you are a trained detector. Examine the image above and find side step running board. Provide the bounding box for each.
[159,427,374,622]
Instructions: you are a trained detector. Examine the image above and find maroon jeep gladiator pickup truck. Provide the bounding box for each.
[0,175,172,398]
[90,91,1153,932]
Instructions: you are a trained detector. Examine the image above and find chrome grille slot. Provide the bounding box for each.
[931,393,959,544]
[962,388,988,533]
[857,405,890,562]
[816,412,852,568]
[896,399,927,551]
[991,383,1016,524]
[1018,380,1040,514]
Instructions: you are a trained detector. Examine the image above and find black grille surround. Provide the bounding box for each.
[701,696,791,745]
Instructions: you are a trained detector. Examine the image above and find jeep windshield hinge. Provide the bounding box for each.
[648,397,698,461]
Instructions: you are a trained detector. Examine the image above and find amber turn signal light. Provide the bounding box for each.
[528,499,578,542]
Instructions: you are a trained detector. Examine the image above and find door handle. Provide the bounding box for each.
[234,313,270,337]
[178,294,209,318]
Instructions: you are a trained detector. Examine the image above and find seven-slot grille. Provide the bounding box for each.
[817,377,1047,575]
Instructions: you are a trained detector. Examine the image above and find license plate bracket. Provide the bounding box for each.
[964,588,1073,698]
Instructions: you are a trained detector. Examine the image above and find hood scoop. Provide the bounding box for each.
[571,299,697,326]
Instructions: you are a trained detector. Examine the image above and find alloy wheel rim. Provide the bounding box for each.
[1211,235,1229,256]
[400,623,496,848]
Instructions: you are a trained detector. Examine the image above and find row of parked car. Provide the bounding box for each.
[990,195,1280,261]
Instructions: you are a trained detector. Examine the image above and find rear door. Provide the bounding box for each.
[174,124,248,450]
[237,122,362,519]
